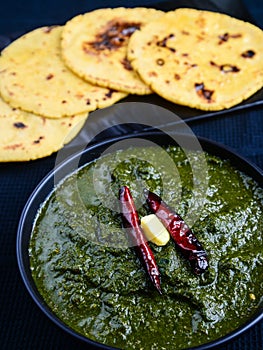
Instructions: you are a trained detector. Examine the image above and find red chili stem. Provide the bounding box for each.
[119,186,162,294]
[144,189,208,275]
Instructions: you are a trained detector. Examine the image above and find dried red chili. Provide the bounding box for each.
[119,186,162,294]
[144,189,208,275]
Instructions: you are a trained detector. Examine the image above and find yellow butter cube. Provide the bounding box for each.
[141,214,170,246]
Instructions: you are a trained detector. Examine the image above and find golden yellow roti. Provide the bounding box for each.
[127,8,263,111]
[0,26,127,118]
[0,96,88,162]
[61,7,164,95]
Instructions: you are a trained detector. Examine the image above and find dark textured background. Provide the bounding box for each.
[0,1,262,349]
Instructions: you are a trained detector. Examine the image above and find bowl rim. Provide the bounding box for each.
[16,130,263,350]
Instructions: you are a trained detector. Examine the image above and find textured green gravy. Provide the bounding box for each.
[29,146,263,349]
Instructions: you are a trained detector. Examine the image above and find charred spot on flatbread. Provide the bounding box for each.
[218,32,242,45]
[14,122,27,129]
[87,19,141,52]
[156,34,176,52]
[210,61,240,73]
[195,83,214,102]
[33,136,44,144]
[156,58,165,66]
[121,57,133,71]
[241,50,256,58]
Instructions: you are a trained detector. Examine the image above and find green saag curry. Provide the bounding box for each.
[29,146,263,349]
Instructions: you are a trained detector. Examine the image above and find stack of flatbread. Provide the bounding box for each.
[1,7,263,161]
[0,8,163,161]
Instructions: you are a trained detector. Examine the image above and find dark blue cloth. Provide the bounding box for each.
[0,1,262,349]
[0,0,261,36]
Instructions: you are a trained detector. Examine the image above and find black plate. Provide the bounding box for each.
[1,0,262,124]
[17,130,263,350]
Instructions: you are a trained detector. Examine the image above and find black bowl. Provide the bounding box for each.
[16,130,263,350]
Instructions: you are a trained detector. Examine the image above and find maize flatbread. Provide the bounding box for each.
[127,8,263,111]
[61,7,164,95]
[0,96,88,161]
[0,26,127,118]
